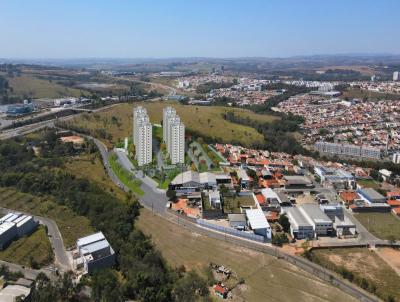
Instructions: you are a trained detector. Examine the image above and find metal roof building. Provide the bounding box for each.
[357,188,386,204]
[77,232,105,249]
[284,207,314,239]
[75,232,115,274]
[245,209,271,239]
[299,204,333,236]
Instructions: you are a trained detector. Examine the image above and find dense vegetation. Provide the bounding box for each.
[222,110,311,155]
[0,130,209,302]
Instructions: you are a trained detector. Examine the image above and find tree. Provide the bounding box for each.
[173,271,209,302]
[278,214,290,233]
[167,189,177,202]
[272,233,289,247]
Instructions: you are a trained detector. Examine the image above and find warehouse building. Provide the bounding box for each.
[0,213,38,249]
[74,232,116,274]
[284,207,314,239]
[320,205,357,238]
[299,204,333,236]
[245,208,271,239]
[283,176,314,191]
[169,171,230,192]
[357,188,386,204]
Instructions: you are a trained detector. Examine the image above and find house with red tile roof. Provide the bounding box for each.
[340,191,360,205]
[213,284,229,299]
[392,207,400,217]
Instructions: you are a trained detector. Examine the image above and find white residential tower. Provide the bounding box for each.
[133,106,152,166]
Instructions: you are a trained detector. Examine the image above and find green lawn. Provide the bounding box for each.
[307,248,400,302]
[109,154,144,196]
[0,187,93,247]
[223,194,255,214]
[357,179,381,190]
[0,226,53,269]
[354,212,400,240]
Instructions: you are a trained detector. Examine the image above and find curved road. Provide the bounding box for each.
[0,207,71,272]
[0,120,387,301]
[87,134,381,302]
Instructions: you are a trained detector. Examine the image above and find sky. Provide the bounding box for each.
[1,0,399,59]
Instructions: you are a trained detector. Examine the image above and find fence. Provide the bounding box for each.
[197,219,265,243]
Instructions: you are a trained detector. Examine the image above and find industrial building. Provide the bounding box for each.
[163,106,185,164]
[169,171,230,192]
[315,141,381,160]
[357,188,386,204]
[314,166,355,189]
[299,204,333,236]
[283,176,314,191]
[284,207,314,239]
[320,205,356,238]
[245,208,272,239]
[0,213,38,249]
[133,106,152,166]
[74,232,115,274]
[6,103,35,117]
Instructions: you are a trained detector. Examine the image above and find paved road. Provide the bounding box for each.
[0,118,388,301]
[91,139,168,214]
[92,137,381,302]
[0,208,71,272]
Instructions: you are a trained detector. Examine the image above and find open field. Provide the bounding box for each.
[64,102,278,147]
[64,153,127,200]
[309,248,400,301]
[354,212,400,240]
[8,75,85,99]
[137,209,358,302]
[0,226,53,268]
[0,187,93,247]
[357,179,381,190]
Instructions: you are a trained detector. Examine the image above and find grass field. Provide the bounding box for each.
[137,209,358,302]
[64,153,126,200]
[65,102,278,147]
[8,75,85,99]
[0,226,53,268]
[354,213,400,240]
[223,194,256,214]
[0,187,93,247]
[309,248,400,301]
[356,179,381,190]
[109,154,144,196]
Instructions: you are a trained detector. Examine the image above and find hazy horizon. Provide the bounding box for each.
[1,0,399,59]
